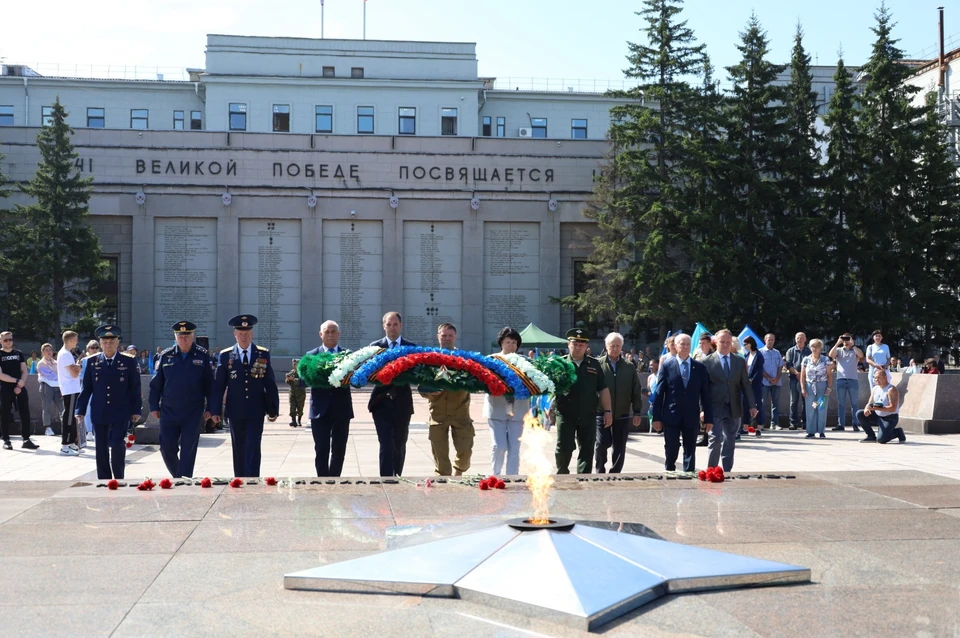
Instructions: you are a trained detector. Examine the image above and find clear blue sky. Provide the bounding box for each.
[0,0,953,84]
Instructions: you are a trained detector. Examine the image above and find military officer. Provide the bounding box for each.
[210,315,280,477]
[554,328,612,474]
[285,359,306,427]
[76,325,142,479]
[149,321,214,478]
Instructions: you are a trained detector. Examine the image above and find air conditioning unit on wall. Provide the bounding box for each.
[518,127,532,138]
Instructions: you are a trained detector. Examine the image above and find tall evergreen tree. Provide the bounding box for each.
[561,0,707,337]
[6,98,105,338]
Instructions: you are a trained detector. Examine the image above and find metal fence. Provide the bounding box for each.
[4,63,193,82]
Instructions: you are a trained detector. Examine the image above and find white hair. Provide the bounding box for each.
[673,333,691,345]
[604,332,624,346]
[320,320,340,333]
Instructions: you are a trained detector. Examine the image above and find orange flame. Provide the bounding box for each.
[521,410,554,525]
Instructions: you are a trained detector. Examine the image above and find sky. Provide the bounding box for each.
[0,0,954,87]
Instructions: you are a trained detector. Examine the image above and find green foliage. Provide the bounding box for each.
[532,355,577,396]
[297,351,343,389]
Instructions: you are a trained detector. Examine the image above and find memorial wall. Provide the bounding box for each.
[483,222,541,349]
[403,221,462,346]
[153,218,218,347]
[238,219,302,355]
[322,220,384,349]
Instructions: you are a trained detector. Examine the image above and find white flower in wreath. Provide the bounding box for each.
[494,352,555,395]
[329,345,382,386]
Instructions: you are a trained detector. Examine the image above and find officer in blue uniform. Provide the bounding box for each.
[149,321,214,478]
[76,325,142,479]
[210,314,280,477]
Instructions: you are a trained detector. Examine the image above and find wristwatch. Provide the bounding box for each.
[604,410,612,413]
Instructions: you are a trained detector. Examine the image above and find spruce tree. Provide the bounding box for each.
[8,97,105,338]
[562,0,707,337]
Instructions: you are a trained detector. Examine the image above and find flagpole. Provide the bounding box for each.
[321,0,325,38]
[363,0,367,40]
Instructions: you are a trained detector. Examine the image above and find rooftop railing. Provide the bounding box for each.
[486,77,632,93]
[2,63,194,81]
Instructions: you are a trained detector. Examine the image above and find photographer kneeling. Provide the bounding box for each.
[856,368,906,444]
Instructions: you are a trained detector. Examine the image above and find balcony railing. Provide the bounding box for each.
[3,63,193,82]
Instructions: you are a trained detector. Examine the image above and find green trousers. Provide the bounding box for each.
[555,416,595,474]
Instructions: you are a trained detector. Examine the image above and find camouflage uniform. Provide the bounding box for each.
[285,362,306,427]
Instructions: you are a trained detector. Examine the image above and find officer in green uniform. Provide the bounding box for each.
[285,359,306,427]
[555,328,612,474]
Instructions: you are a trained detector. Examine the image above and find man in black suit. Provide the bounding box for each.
[369,311,416,476]
[304,320,354,476]
[651,333,713,473]
[703,329,757,472]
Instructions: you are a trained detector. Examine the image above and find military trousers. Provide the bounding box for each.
[429,420,475,476]
[229,418,264,477]
[160,410,203,478]
[93,420,127,480]
[289,393,305,421]
[555,415,595,474]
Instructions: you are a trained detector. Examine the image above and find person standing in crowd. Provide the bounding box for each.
[138,349,151,376]
[149,321,214,478]
[922,358,941,374]
[57,331,84,456]
[865,330,890,387]
[703,330,757,471]
[285,359,306,427]
[857,368,906,444]
[652,334,712,473]
[0,332,39,450]
[935,354,946,374]
[785,332,811,431]
[210,315,280,477]
[76,325,142,479]
[26,350,39,374]
[421,323,474,476]
[691,334,714,445]
[759,333,783,430]
[368,311,416,477]
[904,358,922,374]
[527,349,536,359]
[661,335,677,362]
[36,343,63,437]
[304,320,353,477]
[741,336,765,436]
[800,339,833,439]
[594,332,643,474]
[829,334,863,432]
[485,327,527,476]
[78,340,101,442]
[555,328,612,474]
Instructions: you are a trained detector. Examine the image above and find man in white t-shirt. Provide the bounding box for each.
[57,331,83,456]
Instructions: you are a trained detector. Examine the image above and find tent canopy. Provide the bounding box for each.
[517,323,569,349]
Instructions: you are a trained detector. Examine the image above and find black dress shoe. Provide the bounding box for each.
[860,437,878,443]
[21,439,39,450]
[831,426,845,431]
[2,440,11,450]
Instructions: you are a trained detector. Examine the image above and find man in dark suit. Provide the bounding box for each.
[651,333,712,473]
[369,311,416,477]
[210,314,280,477]
[703,329,758,472]
[304,320,354,476]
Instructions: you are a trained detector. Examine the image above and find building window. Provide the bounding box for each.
[173,110,184,130]
[496,117,505,137]
[441,107,458,135]
[41,106,54,127]
[322,66,335,78]
[98,255,120,325]
[229,103,247,131]
[398,107,416,135]
[351,67,364,78]
[531,118,547,138]
[315,105,333,133]
[481,116,491,137]
[0,106,13,126]
[273,104,290,132]
[130,109,148,129]
[87,107,105,128]
[571,118,587,139]
[190,110,202,130]
[357,106,374,134]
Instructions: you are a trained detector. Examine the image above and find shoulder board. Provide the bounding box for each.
[82,353,99,362]
[161,346,177,356]
[256,345,269,352]
[221,347,234,354]
[195,345,208,354]
[120,352,136,358]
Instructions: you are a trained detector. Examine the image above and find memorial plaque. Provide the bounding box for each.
[153,218,218,348]
[322,221,384,349]
[239,219,302,355]
[403,222,462,345]
[484,223,540,349]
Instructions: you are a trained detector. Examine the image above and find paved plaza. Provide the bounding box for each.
[0,390,959,636]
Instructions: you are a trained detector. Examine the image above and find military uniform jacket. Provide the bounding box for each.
[76,352,143,424]
[555,355,607,424]
[211,343,280,421]
[148,344,214,420]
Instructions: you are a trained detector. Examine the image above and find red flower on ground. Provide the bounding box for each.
[159,478,173,489]
[137,479,155,491]
[479,481,490,490]
[264,477,277,486]
[495,480,506,490]
[230,478,243,488]
[702,466,725,483]
[698,470,707,481]
[107,479,119,490]
[200,477,212,488]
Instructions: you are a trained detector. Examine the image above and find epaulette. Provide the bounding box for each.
[120,351,136,358]
[161,346,176,356]
[221,347,233,354]
[256,345,269,352]
[195,344,208,354]
[82,353,99,361]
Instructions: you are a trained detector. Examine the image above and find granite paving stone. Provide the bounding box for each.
[0,521,198,556]
[178,517,395,554]
[856,484,960,508]
[9,493,218,523]
[208,490,393,520]
[0,604,133,638]
[764,507,960,542]
[0,497,43,524]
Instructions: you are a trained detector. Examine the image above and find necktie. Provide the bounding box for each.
[722,355,730,378]
[681,360,689,387]
[107,358,113,368]
[242,350,249,367]
[390,341,397,349]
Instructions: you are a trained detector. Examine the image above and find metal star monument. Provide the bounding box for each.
[285,518,810,631]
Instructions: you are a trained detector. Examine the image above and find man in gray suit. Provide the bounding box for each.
[703,329,758,472]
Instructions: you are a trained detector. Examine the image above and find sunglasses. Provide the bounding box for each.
[88,346,100,351]
[0,339,12,343]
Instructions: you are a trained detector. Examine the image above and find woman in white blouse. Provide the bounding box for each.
[483,327,529,475]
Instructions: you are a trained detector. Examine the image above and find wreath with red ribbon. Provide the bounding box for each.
[372,352,510,395]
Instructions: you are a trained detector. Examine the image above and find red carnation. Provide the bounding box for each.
[200,477,212,488]
[698,470,707,481]
[125,442,133,449]
[137,479,155,491]
[496,480,506,490]
[107,479,119,490]
[265,477,277,486]
[159,478,173,489]
[230,478,243,488]
[479,481,490,490]
[747,426,756,433]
